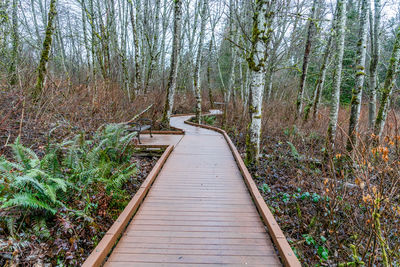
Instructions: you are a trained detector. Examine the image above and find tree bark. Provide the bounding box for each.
[207,39,214,109]
[346,0,368,151]
[245,0,274,166]
[326,0,347,150]
[194,0,208,123]
[143,0,160,93]
[9,0,19,86]
[162,0,183,127]
[32,0,58,100]
[373,26,400,139]
[309,26,334,122]
[368,0,381,129]
[128,0,141,93]
[296,0,318,115]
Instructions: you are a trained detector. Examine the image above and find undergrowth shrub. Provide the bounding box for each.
[208,100,400,266]
[0,122,141,264]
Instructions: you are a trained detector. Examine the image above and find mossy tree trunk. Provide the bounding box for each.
[308,28,333,122]
[223,0,238,128]
[32,0,57,100]
[207,39,214,109]
[296,0,318,116]
[80,0,91,75]
[346,0,368,151]
[9,0,18,86]
[245,0,274,166]
[306,13,336,122]
[162,0,183,127]
[194,0,208,123]
[143,0,160,94]
[31,0,41,42]
[128,0,141,94]
[373,25,400,139]
[326,0,347,150]
[368,0,381,129]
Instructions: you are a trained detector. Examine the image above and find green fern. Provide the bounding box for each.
[0,121,140,237]
[32,217,50,238]
[9,136,40,169]
[2,193,57,214]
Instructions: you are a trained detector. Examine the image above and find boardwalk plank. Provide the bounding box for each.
[104,115,282,266]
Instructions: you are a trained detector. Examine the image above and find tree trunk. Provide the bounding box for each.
[81,0,91,75]
[194,0,208,123]
[373,26,400,139]
[207,39,214,109]
[309,27,334,121]
[368,0,381,129]
[245,0,274,166]
[32,0,58,100]
[162,0,183,127]
[223,0,238,128]
[326,0,347,150]
[160,0,170,90]
[128,0,141,93]
[346,0,368,151]
[296,0,318,115]
[31,0,41,42]
[9,0,18,86]
[143,0,160,93]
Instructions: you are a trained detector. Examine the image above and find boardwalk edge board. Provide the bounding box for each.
[82,145,174,267]
[184,119,301,267]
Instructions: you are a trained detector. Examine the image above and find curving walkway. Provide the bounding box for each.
[104,115,282,266]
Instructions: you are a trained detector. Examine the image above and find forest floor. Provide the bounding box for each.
[1,86,398,265]
[201,103,400,266]
[0,88,199,265]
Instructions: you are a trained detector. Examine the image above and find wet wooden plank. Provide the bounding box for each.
[106,254,281,265]
[102,115,282,266]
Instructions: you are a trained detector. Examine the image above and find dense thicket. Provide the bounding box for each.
[1,0,400,265]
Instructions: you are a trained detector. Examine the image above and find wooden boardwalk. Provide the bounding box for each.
[104,115,282,266]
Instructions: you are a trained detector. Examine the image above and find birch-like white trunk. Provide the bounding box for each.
[194,0,208,123]
[128,0,141,93]
[310,28,333,121]
[33,0,58,99]
[326,0,347,149]
[346,0,368,151]
[296,0,318,115]
[373,26,400,138]
[162,0,182,127]
[245,0,273,166]
[10,0,19,86]
[368,0,381,129]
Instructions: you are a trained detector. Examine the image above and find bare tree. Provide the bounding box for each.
[162,0,183,127]
[9,0,19,86]
[194,0,208,123]
[32,0,58,99]
[326,0,347,149]
[245,0,274,166]
[368,0,381,129]
[374,25,400,139]
[296,0,318,116]
[346,0,368,151]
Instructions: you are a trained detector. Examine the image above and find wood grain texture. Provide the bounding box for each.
[102,115,283,266]
[185,118,301,267]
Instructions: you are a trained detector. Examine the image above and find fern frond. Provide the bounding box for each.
[47,177,68,192]
[5,217,16,236]
[44,184,57,203]
[11,175,47,195]
[106,164,137,190]
[9,136,40,169]
[32,217,50,238]
[0,159,23,172]
[1,193,57,214]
